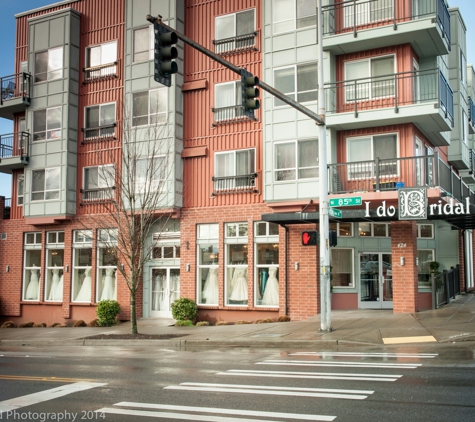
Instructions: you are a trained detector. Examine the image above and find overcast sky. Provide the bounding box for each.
[1,0,475,198]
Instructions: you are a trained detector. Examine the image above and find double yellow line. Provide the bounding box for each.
[0,375,96,383]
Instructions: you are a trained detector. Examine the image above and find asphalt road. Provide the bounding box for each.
[0,344,474,422]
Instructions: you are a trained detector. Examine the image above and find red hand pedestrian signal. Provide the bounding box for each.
[301,230,318,246]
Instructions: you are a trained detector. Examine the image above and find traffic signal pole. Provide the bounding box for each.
[147,9,331,331]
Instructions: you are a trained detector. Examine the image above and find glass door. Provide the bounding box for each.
[150,267,180,317]
[359,253,392,309]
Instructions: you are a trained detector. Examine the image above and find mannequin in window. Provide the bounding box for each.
[229,267,248,303]
[26,264,40,300]
[262,265,279,306]
[101,268,116,301]
[75,267,91,302]
[202,266,218,304]
[49,265,62,301]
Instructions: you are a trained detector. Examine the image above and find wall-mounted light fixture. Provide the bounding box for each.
[6,265,9,273]
[400,257,405,266]
[65,265,69,273]
[120,264,124,271]
[186,263,190,272]
[415,257,419,266]
[295,262,299,271]
[186,241,190,250]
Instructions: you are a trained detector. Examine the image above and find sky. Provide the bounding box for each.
[1,0,475,198]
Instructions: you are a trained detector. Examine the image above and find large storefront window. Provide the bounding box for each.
[197,224,219,305]
[72,230,93,302]
[254,222,279,307]
[418,250,434,289]
[97,229,118,301]
[23,232,42,301]
[225,223,248,306]
[331,248,354,288]
[45,231,64,302]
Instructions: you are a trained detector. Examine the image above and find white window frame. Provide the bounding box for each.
[358,222,391,237]
[31,167,60,202]
[17,174,24,206]
[196,224,219,306]
[272,0,317,34]
[23,232,42,301]
[461,50,467,85]
[274,139,319,182]
[97,228,118,302]
[132,88,168,127]
[72,230,93,303]
[214,81,242,121]
[343,0,394,28]
[417,249,435,289]
[215,9,256,53]
[135,156,166,194]
[45,231,65,302]
[133,25,154,62]
[83,164,115,191]
[273,63,318,108]
[225,223,249,307]
[33,107,62,142]
[86,41,117,68]
[34,47,63,82]
[330,248,354,289]
[84,102,116,138]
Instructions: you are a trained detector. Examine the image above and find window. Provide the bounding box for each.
[274,139,318,181]
[329,222,353,237]
[135,157,165,193]
[358,222,391,237]
[345,56,395,101]
[215,149,255,190]
[133,26,154,62]
[273,0,316,34]
[417,224,433,238]
[33,107,62,141]
[23,232,42,301]
[84,103,116,139]
[31,168,60,201]
[214,81,242,121]
[344,0,393,27]
[274,63,318,107]
[72,230,93,302]
[35,47,63,82]
[418,249,435,288]
[254,222,279,307]
[215,9,255,54]
[83,165,115,201]
[331,249,354,288]
[17,175,24,206]
[347,134,397,179]
[153,245,180,259]
[97,229,118,302]
[225,223,248,306]
[197,224,219,305]
[132,89,168,126]
[86,41,117,70]
[462,111,468,144]
[461,50,467,85]
[45,231,64,302]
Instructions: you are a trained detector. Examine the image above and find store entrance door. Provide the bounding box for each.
[359,253,393,309]
[150,267,180,317]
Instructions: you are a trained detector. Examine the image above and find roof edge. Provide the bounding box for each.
[15,0,77,18]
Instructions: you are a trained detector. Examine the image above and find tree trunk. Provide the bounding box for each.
[130,292,138,334]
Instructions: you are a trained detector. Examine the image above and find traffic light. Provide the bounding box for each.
[241,69,260,119]
[153,22,178,87]
[329,230,338,247]
[302,230,318,246]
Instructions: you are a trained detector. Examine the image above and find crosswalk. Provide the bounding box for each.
[97,350,438,421]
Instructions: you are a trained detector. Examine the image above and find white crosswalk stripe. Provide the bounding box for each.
[290,352,438,359]
[258,359,422,369]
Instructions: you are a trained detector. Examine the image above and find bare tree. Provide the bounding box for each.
[83,94,181,334]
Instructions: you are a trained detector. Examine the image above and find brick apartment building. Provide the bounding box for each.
[0,0,474,325]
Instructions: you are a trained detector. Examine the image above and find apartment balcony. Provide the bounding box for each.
[81,123,116,143]
[211,173,258,196]
[80,187,115,204]
[0,73,31,120]
[83,62,118,83]
[458,149,475,184]
[469,96,475,135]
[448,138,470,171]
[328,153,471,204]
[213,32,258,55]
[322,0,451,57]
[325,67,453,146]
[212,105,256,126]
[0,132,30,174]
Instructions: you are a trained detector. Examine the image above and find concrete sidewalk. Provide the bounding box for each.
[1,293,474,349]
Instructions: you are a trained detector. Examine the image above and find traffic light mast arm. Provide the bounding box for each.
[146,14,324,126]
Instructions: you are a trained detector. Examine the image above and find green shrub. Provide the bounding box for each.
[96,300,121,327]
[171,297,198,322]
[174,320,194,327]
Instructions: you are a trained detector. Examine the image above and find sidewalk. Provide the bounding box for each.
[1,293,474,349]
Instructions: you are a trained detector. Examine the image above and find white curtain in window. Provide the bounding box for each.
[216,152,234,177]
[215,83,235,108]
[216,14,235,40]
[348,137,371,162]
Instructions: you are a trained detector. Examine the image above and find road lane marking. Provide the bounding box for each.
[105,402,336,421]
[290,352,438,358]
[165,382,373,400]
[0,375,96,382]
[218,369,401,382]
[258,360,422,369]
[0,382,108,412]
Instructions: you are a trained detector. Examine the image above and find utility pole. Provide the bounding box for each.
[147,10,331,331]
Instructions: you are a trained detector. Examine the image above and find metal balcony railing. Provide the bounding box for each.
[83,62,118,82]
[324,67,454,125]
[81,123,116,142]
[322,0,451,48]
[0,132,29,159]
[3,198,10,219]
[213,32,257,55]
[80,187,115,203]
[470,149,475,176]
[211,173,258,195]
[328,153,474,203]
[212,105,254,125]
[0,73,31,105]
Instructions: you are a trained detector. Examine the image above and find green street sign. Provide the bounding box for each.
[329,196,362,207]
[329,208,342,218]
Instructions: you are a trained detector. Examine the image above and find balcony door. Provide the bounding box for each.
[150,267,180,318]
[359,253,393,309]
